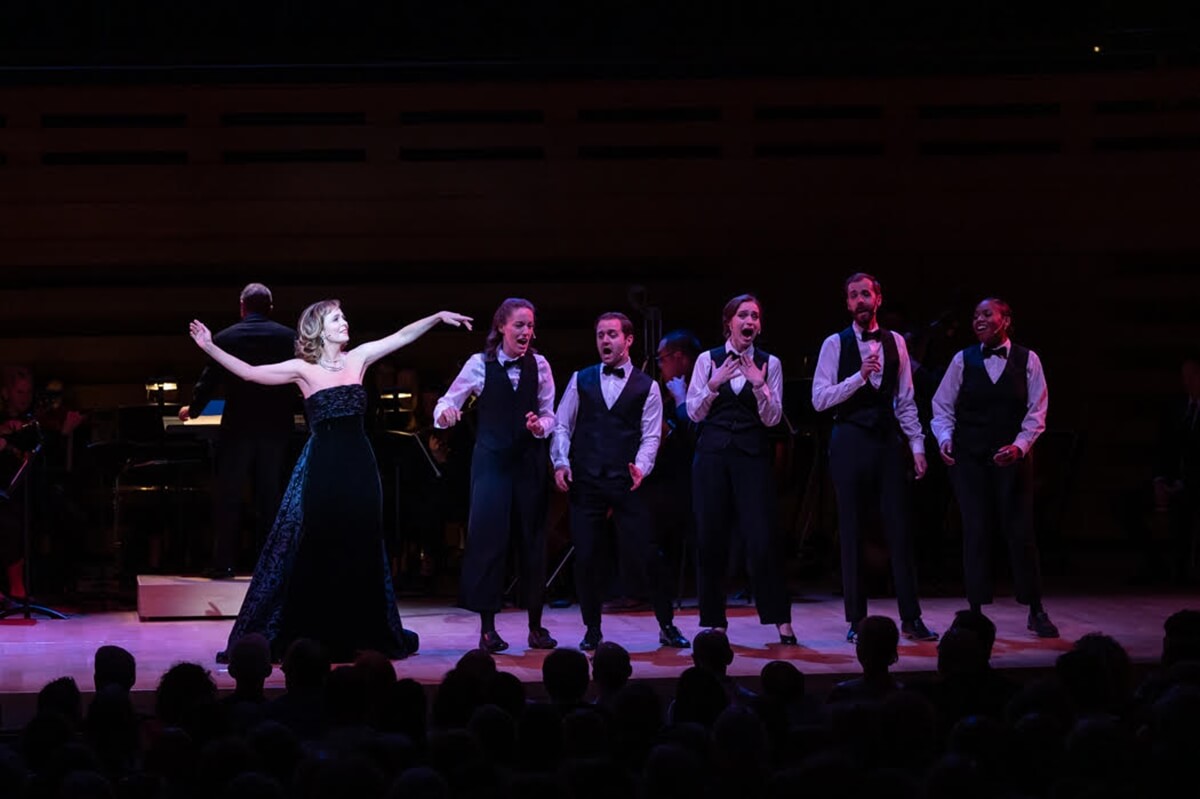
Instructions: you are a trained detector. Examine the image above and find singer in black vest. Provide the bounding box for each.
[688,295,796,645]
[932,298,1059,638]
[812,273,937,643]
[181,283,298,578]
[552,313,689,651]
[434,298,559,653]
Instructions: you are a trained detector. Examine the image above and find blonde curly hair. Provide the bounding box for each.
[295,299,342,364]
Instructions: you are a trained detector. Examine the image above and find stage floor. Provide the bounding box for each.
[2,590,1190,717]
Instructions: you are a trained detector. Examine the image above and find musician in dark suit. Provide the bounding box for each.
[181,283,297,578]
[1115,352,1200,585]
[812,274,937,644]
[552,312,689,651]
[932,298,1058,638]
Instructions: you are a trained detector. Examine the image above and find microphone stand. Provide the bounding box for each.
[0,434,68,620]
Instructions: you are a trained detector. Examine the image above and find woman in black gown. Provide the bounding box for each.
[189,301,472,663]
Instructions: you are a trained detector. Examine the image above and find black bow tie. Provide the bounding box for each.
[861,330,883,342]
[982,347,1007,359]
[502,357,523,370]
[602,364,625,378]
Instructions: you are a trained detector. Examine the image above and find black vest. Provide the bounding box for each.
[570,364,653,481]
[834,326,899,434]
[953,343,1030,457]
[696,346,773,456]
[475,354,540,455]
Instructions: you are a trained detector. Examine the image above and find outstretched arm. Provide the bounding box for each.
[353,311,473,369]
[190,321,304,386]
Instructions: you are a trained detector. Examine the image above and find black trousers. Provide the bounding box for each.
[692,448,790,627]
[569,474,674,630]
[212,433,290,572]
[829,423,922,623]
[458,445,547,615]
[949,450,1043,607]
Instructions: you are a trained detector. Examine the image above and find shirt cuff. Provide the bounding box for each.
[910,440,925,456]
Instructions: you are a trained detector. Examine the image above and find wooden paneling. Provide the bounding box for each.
[0,72,1197,541]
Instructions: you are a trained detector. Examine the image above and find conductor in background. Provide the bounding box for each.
[181,283,297,579]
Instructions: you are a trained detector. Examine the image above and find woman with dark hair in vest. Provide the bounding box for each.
[434,298,559,653]
[932,297,1058,638]
[687,294,796,645]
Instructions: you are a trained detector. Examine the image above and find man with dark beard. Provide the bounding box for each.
[932,298,1058,638]
[812,273,937,644]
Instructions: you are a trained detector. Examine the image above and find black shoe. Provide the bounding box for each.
[1027,610,1060,639]
[779,632,799,646]
[205,567,236,580]
[846,622,860,643]
[527,627,557,649]
[215,650,229,664]
[479,631,509,653]
[659,624,690,648]
[579,627,603,651]
[901,618,939,642]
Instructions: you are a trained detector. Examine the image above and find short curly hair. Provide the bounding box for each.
[295,299,341,364]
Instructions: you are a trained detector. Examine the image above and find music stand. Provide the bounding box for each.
[0,433,68,620]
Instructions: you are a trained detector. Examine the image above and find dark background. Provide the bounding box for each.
[2,0,1197,559]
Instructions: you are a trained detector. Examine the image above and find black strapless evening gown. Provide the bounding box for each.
[220,384,418,663]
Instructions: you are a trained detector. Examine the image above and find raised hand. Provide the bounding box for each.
[707,357,741,393]
[189,320,213,351]
[740,354,766,388]
[665,376,688,406]
[438,311,474,331]
[860,353,882,381]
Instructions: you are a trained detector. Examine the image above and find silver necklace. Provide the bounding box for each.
[318,355,346,372]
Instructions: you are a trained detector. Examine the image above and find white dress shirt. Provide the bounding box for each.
[685,342,784,427]
[810,323,925,455]
[433,351,556,437]
[551,358,663,476]
[930,340,1048,456]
